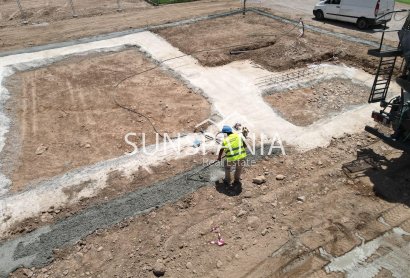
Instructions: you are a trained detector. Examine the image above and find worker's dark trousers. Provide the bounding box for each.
[224,159,244,184]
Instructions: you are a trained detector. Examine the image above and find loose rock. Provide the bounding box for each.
[247,216,261,230]
[153,259,166,277]
[276,174,286,180]
[35,144,48,155]
[297,196,306,202]
[22,269,34,277]
[253,176,266,185]
[186,262,193,269]
[237,209,247,217]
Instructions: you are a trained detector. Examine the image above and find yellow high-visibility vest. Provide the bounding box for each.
[222,133,247,162]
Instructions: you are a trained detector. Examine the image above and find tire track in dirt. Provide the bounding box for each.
[64,79,80,125]
[76,84,92,125]
[21,75,28,141]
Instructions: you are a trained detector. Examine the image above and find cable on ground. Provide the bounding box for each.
[112,20,305,137]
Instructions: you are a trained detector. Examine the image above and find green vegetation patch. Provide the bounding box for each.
[396,0,410,4]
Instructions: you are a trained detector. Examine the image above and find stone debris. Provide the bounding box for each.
[186,262,193,269]
[22,269,34,277]
[253,176,266,185]
[276,174,286,180]
[35,144,48,155]
[237,209,247,217]
[216,260,223,269]
[261,228,268,236]
[153,259,166,277]
[297,196,306,202]
[243,191,252,198]
[247,216,261,230]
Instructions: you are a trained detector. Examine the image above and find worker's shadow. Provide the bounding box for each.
[361,148,410,207]
[215,181,242,197]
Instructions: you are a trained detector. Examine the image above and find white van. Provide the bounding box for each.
[313,0,395,29]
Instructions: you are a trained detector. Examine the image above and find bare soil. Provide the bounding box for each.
[0,0,240,52]
[3,49,211,191]
[0,0,149,27]
[10,131,410,278]
[3,3,410,277]
[264,79,370,126]
[5,153,213,240]
[155,13,379,73]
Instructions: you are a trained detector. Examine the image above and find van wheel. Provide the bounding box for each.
[315,10,324,20]
[357,18,369,29]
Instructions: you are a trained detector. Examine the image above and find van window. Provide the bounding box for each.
[329,0,341,4]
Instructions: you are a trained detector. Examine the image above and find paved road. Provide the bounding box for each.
[257,0,409,43]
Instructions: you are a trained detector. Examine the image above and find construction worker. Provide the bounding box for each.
[217,125,247,186]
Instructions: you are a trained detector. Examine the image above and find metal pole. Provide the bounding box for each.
[116,0,123,12]
[242,0,246,15]
[15,0,28,25]
[67,0,78,18]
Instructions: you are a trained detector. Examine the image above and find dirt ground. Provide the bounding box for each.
[0,0,404,54]
[3,49,210,191]
[0,0,149,27]
[5,153,213,240]
[0,0,240,52]
[10,131,410,278]
[264,79,370,126]
[155,13,379,73]
[2,2,410,277]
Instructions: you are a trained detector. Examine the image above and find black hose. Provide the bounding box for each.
[109,22,304,137]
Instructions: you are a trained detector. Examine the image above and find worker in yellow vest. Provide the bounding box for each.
[217,125,247,186]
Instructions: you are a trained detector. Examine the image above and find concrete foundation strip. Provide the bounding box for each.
[0,165,211,276]
[0,148,276,276]
[0,9,244,58]
[0,8,383,59]
[0,7,391,277]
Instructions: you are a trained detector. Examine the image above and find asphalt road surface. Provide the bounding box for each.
[257,0,409,42]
